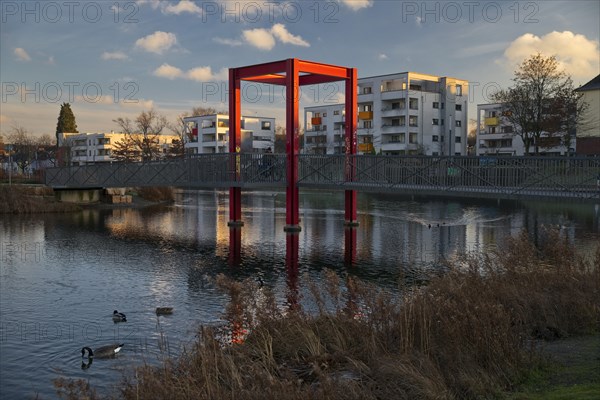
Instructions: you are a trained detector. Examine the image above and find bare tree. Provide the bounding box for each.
[113,109,168,162]
[492,53,586,155]
[6,125,37,174]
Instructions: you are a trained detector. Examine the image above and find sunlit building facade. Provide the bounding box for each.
[304,72,469,155]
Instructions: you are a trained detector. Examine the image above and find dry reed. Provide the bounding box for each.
[55,227,600,400]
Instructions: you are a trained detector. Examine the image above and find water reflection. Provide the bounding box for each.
[1,191,599,399]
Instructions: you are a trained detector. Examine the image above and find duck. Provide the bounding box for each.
[155,307,173,315]
[112,310,127,322]
[81,343,124,359]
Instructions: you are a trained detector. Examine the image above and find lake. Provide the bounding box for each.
[1,190,599,398]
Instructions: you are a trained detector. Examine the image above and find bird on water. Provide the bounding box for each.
[112,310,127,322]
[81,344,124,359]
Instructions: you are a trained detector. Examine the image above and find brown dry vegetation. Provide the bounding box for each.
[55,227,600,400]
[135,186,175,202]
[0,185,80,214]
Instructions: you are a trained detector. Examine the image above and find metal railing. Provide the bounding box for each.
[45,155,600,201]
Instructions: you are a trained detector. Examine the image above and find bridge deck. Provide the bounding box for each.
[45,155,600,201]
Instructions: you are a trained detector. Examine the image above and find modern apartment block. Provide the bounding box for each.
[58,132,180,165]
[476,103,573,156]
[183,114,275,154]
[304,72,469,155]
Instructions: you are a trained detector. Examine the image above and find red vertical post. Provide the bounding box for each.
[228,227,242,266]
[345,68,358,226]
[228,68,243,227]
[344,226,357,266]
[284,59,301,232]
[285,233,300,312]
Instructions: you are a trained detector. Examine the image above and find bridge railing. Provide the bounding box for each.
[46,154,600,200]
[45,153,288,189]
[298,155,600,200]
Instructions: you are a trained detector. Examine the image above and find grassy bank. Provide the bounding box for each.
[55,228,600,399]
[0,185,80,214]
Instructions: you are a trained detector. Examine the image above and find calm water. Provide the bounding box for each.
[1,190,599,399]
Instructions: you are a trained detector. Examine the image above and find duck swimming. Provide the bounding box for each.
[81,343,124,359]
[112,310,127,322]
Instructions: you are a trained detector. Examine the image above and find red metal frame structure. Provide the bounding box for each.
[228,58,358,231]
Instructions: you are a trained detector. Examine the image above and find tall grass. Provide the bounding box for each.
[0,185,79,214]
[55,227,600,399]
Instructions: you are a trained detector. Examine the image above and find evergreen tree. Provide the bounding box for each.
[55,103,78,144]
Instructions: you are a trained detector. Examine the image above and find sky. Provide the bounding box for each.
[1,0,599,138]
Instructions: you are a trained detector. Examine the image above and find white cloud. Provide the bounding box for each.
[340,0,373,11]
[153,63,184,79]
[163,0,202,15]
[122,99,155,109]
[378,53,388,60]
[14,48,31,62]
[242,24,310,51]
[135,0,161,9]
[74,95,116,105]
[242,28,276,51]
[270,23,309,47]
[503,31,600,79]
[153,64,228,82]
[186,66,228,82]
[101,51,129,61]
[214,37,243,46]
[135,31,177,54]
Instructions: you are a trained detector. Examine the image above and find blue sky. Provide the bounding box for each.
[1,0,599,136]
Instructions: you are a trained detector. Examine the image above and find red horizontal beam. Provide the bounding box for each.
[299,74,345,86]
[234,60,288,80]
[244,74,287,86]
[298,60,350,80]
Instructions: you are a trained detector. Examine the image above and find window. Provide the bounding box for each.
[433,102,439,109]
[456,84,462,96]
[409,116,418,127]
[261,121,271,130]
[490,127,496,134]
[432,135,439,142]
[314,113,320,117]
[362,86,372,94]
[455,120,462,127]
[455,104,462,111]
[333,110,340,115]
[323,125,327,131]
[432,152,439,156]
[433,119,439,125]
[323,113,327,117]
[441,119,444,125]
[363,104,372,112]
[490,111,497,117]
[363,121,372,129]
[391,118,400,126]
[390,135,401,143]
[501,126,513,133]
[455,137,461,143]
[409,132,418,144]
[409,98,418,110]
[409,84,422,91]
[441,103,445,109]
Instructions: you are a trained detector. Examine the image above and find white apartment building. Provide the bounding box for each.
[476,103,572,156]
[183,114,275,154]
[304,72,469,156]
[59,132,180,165]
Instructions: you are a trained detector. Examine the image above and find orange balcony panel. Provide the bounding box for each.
[358,111,373,120]
[311,117,322,125]
[485,117,499,126]
[358,143,374,152]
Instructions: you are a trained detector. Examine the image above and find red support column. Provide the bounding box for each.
[345,68,358,227]
[286,233,300,312]
[228,68,243,227]
[284,59,301,232]
[344,226,357,266]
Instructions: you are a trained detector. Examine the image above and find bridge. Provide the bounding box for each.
[45,154,600,201]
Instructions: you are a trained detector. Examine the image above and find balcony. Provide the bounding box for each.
[358,111,373,120]
[311,117,322,125]
[485,117,499,126]
[358,143,374,153]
